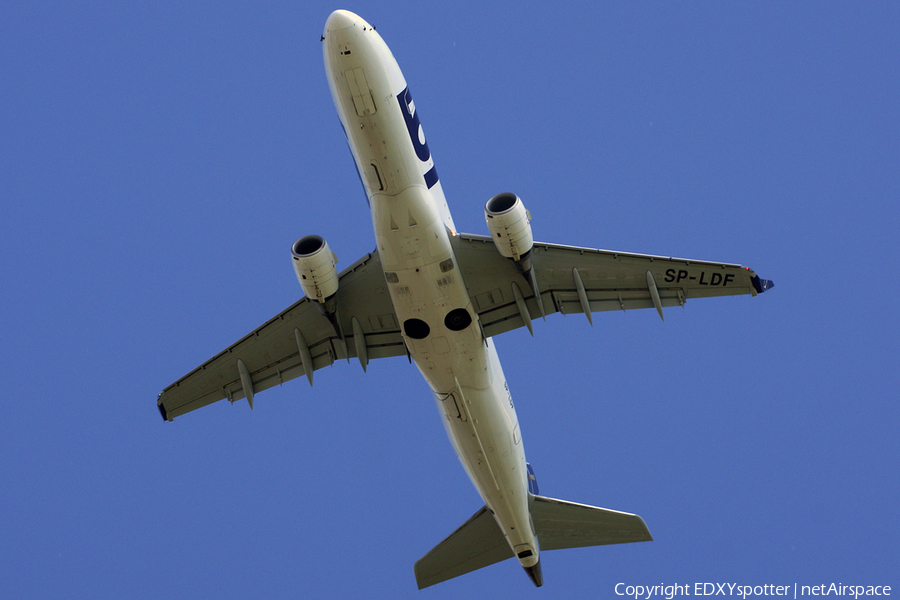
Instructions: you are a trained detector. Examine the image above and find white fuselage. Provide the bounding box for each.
[323,11,538,567]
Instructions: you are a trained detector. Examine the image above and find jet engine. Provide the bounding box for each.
[291,235,338,303]
[484,193,533,261]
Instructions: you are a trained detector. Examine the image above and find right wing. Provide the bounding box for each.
[452,233,773,338]
[157,250,405,421]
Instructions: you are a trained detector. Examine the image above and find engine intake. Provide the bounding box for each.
[292,235,338,303]
[485,193,533,261]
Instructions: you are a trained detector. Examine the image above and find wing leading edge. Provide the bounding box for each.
[157,250,404,421]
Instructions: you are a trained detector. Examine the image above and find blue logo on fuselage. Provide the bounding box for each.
[397,86,439,189]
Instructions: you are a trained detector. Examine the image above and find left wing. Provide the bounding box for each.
[157,250,404,421]
[452,233,773,338]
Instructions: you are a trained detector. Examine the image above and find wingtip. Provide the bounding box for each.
[157,395,169,422]
[751,275,775,294]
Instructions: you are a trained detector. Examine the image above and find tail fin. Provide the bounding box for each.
[413,496,651,589]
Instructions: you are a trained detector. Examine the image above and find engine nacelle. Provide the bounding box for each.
[291,235,338,303]
[485,193,533,261]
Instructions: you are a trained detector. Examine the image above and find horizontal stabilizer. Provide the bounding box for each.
[531,495,652,550]
[414,506,511,589]
[414,496,651,589]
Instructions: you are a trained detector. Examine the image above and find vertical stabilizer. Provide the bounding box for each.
[524,560,543,587]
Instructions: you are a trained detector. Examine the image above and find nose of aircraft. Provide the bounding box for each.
[324,10,370,34]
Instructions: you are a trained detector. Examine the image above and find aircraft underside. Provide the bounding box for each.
[156,9,772,589]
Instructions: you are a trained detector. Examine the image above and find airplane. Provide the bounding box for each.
[156,9,774,589]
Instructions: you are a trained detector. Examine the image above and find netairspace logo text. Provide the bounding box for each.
[614,583,892,600]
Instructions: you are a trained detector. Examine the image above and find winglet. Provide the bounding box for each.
[157,394,169,422]
[751,275,775,294]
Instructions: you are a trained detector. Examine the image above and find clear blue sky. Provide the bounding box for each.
[2,2,897,598]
